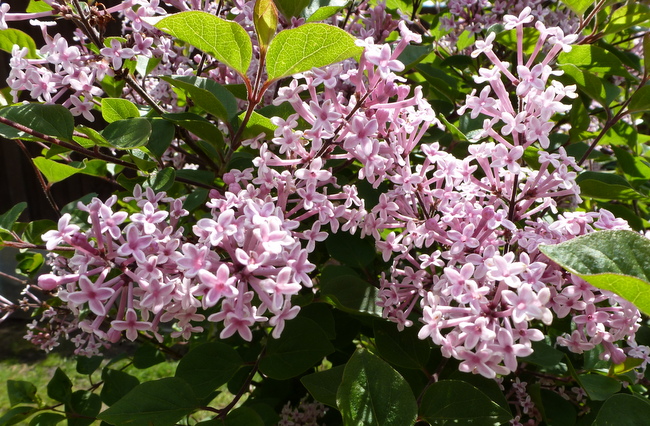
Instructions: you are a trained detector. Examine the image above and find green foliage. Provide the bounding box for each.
[0,202,26,232]
[102,117,152,149]
[150,12,253,76]
[337,349,418,426]
[162,76,239,122]
[259,316,335,379]
[418,380,513,425]
[0,104,74,141]
[175,342,243,398]
[540,230,650,315]
[265,24,362,80]
[98,378,199,425]
[101,98,141,123]
[0,29,38,59]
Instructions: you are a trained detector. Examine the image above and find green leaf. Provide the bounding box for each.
[7,380,40,407]
[149,11,252,76]
[27,0,54,12]
[561,0,594,16]
[259,316,334,380]
[163,112,224,146]
[576,171,648,201]
[101,98,140,123]
[593,394,650,425]
[266,23,362,81]
[419,380,513,425]
[274,0,311,18]
[319,266,382,316]
[132,344,166,369]
[539,230,650,316]
[600,121,638,149]
[374,320,431,369]
[145,167,176,192]
[175,342,243,398]
[0,104,74,141]
[304,0,350,22]
[162,75,239,122]
[325,232,376,268]
[337,349,418,426]
[559,64,619,107]
[539,389,576,426]
[75,126,111,148]
[97,378,198,426]
[76,356,103,375]
[0,29,38,59]
[47,368,72,404]
[22,220,55,245]
[100,74,126,98]
[603,4,650,35]
[0,202,27,232]
[224,406,265,426]
[301,365,345,408]
[147,118,175,158]
[183,187,210,212]
[67,391,101,426]
[0,406,36,426]
[102,117,152,149]
[557,45,631,78]
[578,374,621,401]
[33,157,83,184]
[628,85,650,113]
[15,251,44,277]
[236,110,277,140]
[28,412,65,426]
[521,340,565,368]
[100,368,140,406]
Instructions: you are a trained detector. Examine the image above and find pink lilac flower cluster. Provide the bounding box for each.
[368,7,641,378]
[23,1,438,355]
[4,0,647,383]
[440,0,578,45]
[34,185,314,355]
[278,396,328,426]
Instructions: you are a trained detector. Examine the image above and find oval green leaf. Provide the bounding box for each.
[148,11,252,76]
[33,157,83,184]
[0,104,74,141]
[575,171,648,201]
[102,117,152,149]
[101,98,140,123]
[0,29,38,59]
[593,394,650,425]
[175,342,243,398]
[301,365,345,408]
[266,23,362,81]
[539,230,650,315]
[337,349,418,426]
[419,380,513,425]
[0,202,27,232]
[162,75,238,122]
[259,316,334,380]
[97,377,198,426]
[374,320,431,369]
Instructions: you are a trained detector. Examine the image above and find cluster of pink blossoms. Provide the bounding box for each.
[35,184,314,355]
[368,7,642,378]
[6,1,648,386]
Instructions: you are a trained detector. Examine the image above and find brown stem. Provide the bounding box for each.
[217,346,266,419]
[577,75,648,167]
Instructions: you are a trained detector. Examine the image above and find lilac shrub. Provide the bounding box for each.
[0,0,649,424]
